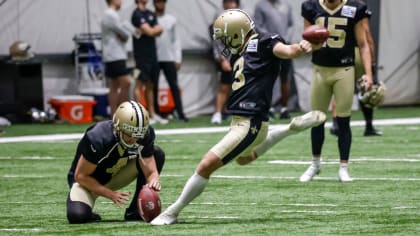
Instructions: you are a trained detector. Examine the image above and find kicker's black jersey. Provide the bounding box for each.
[68,120,155,185]
[227,33,285,120]
[301,0,368,67]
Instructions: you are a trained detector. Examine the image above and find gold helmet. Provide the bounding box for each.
[9,41,34,61]
[213,9,255,55]
[113,101,149,148]
[357,75,386,108]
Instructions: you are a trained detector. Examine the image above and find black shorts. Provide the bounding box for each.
[135,60,160,82]
[104,60,130,78]
[279,59,293,82]
[216,64,234,84]
[220,71,234,84]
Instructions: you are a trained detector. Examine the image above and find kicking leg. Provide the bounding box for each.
[150,152,219,225]
[236,111,325,165]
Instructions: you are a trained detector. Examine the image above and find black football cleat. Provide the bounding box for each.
[90,212,102,222]
[364,128,383,136]
[329,126,339,137]
[179,116,189,123]
[124,207,142,221]
[279,110,291,119]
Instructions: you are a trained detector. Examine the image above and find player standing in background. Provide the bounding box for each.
[151,9,326,225]
[299,0,373,183]
[210,0,239,125]
[330,3,382,136]
[154,0,188,122]
[254,0,295,119]
[101,0,136,115]
[132,0,168,125]
[66,101,164,223]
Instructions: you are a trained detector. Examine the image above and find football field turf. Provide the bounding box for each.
[0,108,419,235]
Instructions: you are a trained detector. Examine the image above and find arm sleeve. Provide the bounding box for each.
[151,14,158,26]
[104,13,130,41]
[78,135,101,164]
[355,3,369,23]
[261,34,284,58]
[173,19,182,63]
[301,1,315,24]
[131,10,143,28]
[140,128,156,158]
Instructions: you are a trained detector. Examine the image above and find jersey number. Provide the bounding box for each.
[316,17,348,48]
[232,56,245,91]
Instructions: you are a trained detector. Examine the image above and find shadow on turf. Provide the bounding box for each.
[82,217,304,225]
[175,217,305,225]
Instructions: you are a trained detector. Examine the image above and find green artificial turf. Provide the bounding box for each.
[0,107,419,235]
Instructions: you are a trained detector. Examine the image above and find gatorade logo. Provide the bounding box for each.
[158,90,169,106]
[70,105,83,120]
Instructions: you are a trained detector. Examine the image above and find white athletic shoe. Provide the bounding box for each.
[211,112,222,124]
[150,114,169,125]
[338,167,353,182]
[150,211,178,226]
[290,111,326,132]
[299,164,321,182]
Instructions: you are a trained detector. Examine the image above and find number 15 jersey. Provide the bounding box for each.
[227,33,285,120]
[301,0,368,67]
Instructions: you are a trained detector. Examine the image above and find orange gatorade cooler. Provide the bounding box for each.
[49,95,96,123]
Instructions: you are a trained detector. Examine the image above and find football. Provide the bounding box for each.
[302,25,329,44]
[137,185,161,222]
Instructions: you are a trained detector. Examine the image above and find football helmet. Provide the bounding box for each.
[357,76,386,108]
[213,9,255,55]
[113,101,149,149]
[9,41,34,61]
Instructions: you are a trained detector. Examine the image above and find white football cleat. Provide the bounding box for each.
[338,167,353,182]
[150,211,178,226]
[299,164,321,182]
[290,111,326,132]
[150,114,169,125]
[211,112,222,124]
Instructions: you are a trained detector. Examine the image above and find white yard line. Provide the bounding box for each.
[1,117,420,144]
[0,228,42,232]
[1,156,417,162]
[0,156,56,160]
[268,158,420,165]
[184,216,241,219]
[2,174,419,181]
[191,202,338,207]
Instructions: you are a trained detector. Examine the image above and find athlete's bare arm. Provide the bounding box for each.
[272,40,313,59]
[138,155,161,191]
[355,18,373,87]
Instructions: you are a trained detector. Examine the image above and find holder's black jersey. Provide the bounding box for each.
[227,33,285,120]
[68,120,155,185]
[302,0,368,67]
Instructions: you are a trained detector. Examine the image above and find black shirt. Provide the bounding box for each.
[227,33,285,120]
[131,8,158,62]
[68,120,155,185]
[301,0,368,67]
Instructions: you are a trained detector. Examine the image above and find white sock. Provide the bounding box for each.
[166,173,208,215]
[253,125,293,157]
[312,157,321,166]
[340,162,348,169]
